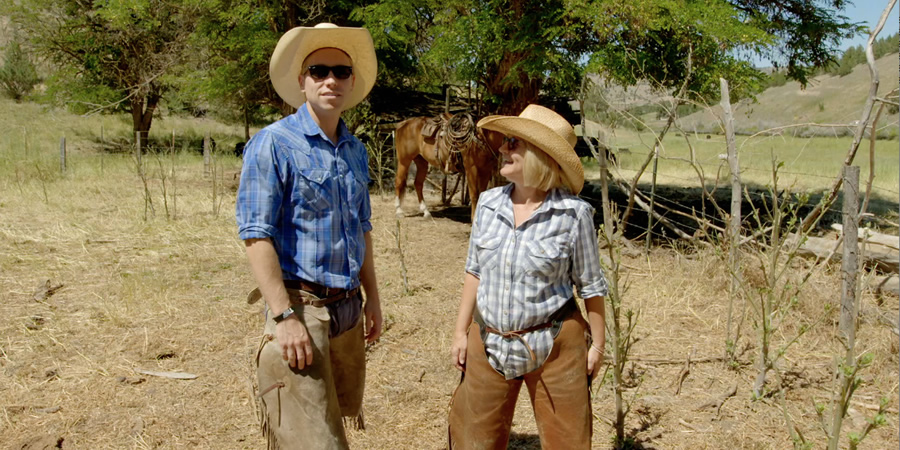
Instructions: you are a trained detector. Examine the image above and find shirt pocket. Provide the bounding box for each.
[346,169,368,209]
[296,168,331,212]
[523,239,568,279]
[475,235,504,269]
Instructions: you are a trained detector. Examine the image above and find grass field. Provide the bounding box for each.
[1,96,898,449]
[676,53,900,138]
[589,129,900,197]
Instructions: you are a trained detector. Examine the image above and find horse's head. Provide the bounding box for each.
[479,128,505,152]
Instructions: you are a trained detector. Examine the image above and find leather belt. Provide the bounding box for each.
[283,279,355,298]
[245,280,360,308]
[474,298,578,362]
[482,322,554,362]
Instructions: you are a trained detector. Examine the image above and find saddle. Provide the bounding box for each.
[421,116,443,139]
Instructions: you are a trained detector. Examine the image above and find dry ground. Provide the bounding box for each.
[1,156,898,449]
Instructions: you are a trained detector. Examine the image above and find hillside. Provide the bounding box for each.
[677,53,900,137]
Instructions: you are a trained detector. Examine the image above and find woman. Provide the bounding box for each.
[448,104,608,449]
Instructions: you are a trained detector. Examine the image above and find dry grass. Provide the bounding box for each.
[0,103,898,449]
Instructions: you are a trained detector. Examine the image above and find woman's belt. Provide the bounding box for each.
[481,322,554,362]
[475,299,578,362]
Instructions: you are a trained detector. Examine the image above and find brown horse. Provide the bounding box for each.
[394,114,504,219]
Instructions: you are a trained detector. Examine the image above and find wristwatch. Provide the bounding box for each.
[272,307,297,323]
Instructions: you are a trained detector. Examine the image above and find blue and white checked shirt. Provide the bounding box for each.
[466,185,608,379]
[236,104,372,290]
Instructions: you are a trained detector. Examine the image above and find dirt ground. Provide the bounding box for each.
[1,165,898,449]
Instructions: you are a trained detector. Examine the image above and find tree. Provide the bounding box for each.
[357,0,593,114]
[356,0,862,114]
[4,0,200,150]
[187,0,378,133]
[0,39,40,102]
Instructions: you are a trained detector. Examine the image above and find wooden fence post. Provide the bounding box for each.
[99,124,105,175]
[721,78,743,358]
[829,165,860,450]
[203,131,211,177]
[59,136,66,173]
[135,131,142,174]
[839,165,860,349]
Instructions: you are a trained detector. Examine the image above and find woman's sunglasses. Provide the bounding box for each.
[502,136,521,151]
[305,64,353,80]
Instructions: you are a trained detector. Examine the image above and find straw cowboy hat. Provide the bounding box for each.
[477,104,585,194]
[269,23,377,110]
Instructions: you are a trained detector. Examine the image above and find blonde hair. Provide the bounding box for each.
[522,141,568,192]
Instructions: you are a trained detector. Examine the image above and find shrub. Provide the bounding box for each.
[0,40,40,102]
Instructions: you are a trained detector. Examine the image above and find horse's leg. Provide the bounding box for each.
[412,156,431,218]
[395,158,411,216]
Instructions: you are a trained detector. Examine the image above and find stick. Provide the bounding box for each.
[631,355,727,365]
[673,347,694,395]
[696,383,737,417]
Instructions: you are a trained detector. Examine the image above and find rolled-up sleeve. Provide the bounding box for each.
[358,152,373,233]
[237,131,284,240]
[570,205,608,299]
[464,204,482,278]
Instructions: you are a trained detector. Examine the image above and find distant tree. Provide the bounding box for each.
[726,0,864,85]
[764,70,789,89]
[0,39,40,102]
[823,32,897,78]
[3,0,200,150]
[872,32,898,59]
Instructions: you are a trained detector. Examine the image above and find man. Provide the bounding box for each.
[236,23,383,449]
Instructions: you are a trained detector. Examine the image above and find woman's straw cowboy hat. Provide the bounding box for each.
[270,23,377,110]
[477,104,585,194]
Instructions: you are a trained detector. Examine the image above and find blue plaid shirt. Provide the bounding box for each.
[465,185,608,379]
[236,104,372,290]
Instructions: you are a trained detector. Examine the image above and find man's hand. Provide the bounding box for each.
[450,331,468,372]
[363,300,382,343]
[277,317,313,369]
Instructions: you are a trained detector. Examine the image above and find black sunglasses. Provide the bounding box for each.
[502,136,521,150]
[304,64,353,80]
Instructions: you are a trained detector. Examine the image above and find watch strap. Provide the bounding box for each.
[272,307,296,323]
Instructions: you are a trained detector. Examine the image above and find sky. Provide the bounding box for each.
[841,0,899,50]
[749,1,898,67]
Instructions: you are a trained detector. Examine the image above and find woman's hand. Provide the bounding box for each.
[586,342,604,378]
[450,331,468,372]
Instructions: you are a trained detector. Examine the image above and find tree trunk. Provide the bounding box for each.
[244,106,251,141]
[483,53,541,114]
[481,0,542,115]
[131,93,159,153]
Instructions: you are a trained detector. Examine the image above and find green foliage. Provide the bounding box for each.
[582,0,769,103]
[350,0,431,90]
[359,0,592,114]
[824,33,898,77]
[736,0,864,85]
[0,39,40,102]
[764,70,789,89]
[4,0,201,145]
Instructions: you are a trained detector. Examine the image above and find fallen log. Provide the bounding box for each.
[832,224,899,250]
[788,232,899,274]
[872,274,899,297]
